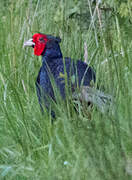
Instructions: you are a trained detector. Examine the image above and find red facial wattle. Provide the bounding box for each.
[32,33,48,56]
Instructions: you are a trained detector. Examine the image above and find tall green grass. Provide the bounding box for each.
[0,0,132,179]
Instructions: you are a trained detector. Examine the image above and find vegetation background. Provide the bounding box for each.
[0,0,132,179]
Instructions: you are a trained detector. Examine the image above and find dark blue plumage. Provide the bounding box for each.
[35,38,95,114]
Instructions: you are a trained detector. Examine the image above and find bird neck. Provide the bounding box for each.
[42,42,63,67]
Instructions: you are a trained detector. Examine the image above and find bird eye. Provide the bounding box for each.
[39,37,45,42]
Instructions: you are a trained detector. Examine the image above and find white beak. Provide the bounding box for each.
[23,39,35,47]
